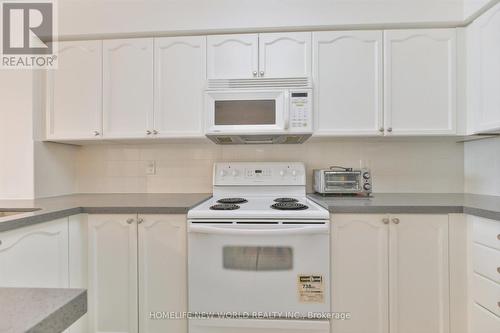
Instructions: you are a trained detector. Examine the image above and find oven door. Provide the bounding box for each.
[188,222,330,316]
[189,318,330,333]
[205,90,288,133]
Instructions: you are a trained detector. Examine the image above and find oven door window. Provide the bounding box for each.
[324,172,361,192]
[214,100,276,126]
[223,246,293,271]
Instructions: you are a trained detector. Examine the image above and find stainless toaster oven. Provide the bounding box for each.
[313,166,372,195]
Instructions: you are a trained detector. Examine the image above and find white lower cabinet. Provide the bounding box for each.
[331,214,449,333]
[88,214,187,333]
[0,218,69,288]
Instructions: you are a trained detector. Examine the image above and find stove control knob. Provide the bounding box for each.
[279,170,285,177]
[291,170,297,177]
[232,170,238,177]
[363,183,372,191]
[219,170,227,177]
[363,172,371,179]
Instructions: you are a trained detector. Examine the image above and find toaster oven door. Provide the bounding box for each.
[322,171,361,193]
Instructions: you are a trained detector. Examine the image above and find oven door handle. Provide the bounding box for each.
[188,224,328,235]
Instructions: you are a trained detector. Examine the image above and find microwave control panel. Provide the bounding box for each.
[289,90,312,131]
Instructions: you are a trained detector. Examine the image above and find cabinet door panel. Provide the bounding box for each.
[259,32,311,78]
[331,214,389,333]
[207,34,258,79]
[154,36,205,137]
[46,41,102,139]
[313,31,383,136]
[138,215,187,333]
[0,218,69,288]
[389,215,449,333]
[103,38,153,138]
[88,214,138,333]
[384,29,456,135]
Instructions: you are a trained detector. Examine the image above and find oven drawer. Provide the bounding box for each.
[472,217,500,251]
[472,273,500,316]
[472,244,500,283]
[189,318,330,333]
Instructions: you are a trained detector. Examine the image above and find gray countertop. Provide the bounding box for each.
[0,193,499,233]
[308,193,500,221]
[0,288,86,333]
[0,193,211,232]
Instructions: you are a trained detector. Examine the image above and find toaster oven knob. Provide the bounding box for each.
[363,172,371,179]
[363,183,372,191]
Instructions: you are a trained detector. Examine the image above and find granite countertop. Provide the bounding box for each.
[0,193,499,233]
[0,193,211,232]
[308,193,500,221]
[0,288,86,333]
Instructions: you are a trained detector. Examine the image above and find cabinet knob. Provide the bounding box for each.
[0,240,2,246]
[146,130,152,135]
[497,267,500,274]
[392,218,400,224]
[93,131,100,136]
[387,127,393,133]
[260,71,265,76]
[137,217,144,224]
[382,218,390,225]
[379,127,384,132]
[152,130,158,135]
[252,71,257,77]
[497,234,500,240]
[126,218,134,224]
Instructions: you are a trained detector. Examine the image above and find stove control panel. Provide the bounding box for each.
[214,162,305,186]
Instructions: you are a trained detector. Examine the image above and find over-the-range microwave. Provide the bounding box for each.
[204,77,313,144]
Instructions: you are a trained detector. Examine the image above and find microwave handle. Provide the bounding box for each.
[188,224,328,235]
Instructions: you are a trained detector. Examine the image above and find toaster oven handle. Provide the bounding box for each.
[329,166,353,171]
[188,224,328,235]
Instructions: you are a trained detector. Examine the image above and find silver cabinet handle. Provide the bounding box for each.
[126,218,134,224]
[252,71,257,77]
[387,127,393,132]
[497,267,500,274]
[146,130,152,135]
[137,217,144,224]
[392,218,400,224]
[93,131,100,136]
[382,218,390,224]
[152,130,158,135]
[379,127,384,133]
[259,70,265,76]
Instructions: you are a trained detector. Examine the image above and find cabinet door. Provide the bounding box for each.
[384,29,456,135]
[389,215,449,333]
[0,218,68,287]
[138,215,187,333]
[207,34,258,79]
[259,32,311,78]
[154,36,206,138]
[103,38,153,138]
[469,3,500,132]
[88,215,138,333]
[331,214,389,333]
[46,41,102,140]
[313,31,383,136]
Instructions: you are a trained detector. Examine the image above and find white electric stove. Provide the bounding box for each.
[187,162,330,333]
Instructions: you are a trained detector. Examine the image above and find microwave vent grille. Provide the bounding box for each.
[207,77,312,90]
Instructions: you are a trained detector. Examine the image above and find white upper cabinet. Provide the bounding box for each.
[384,29,457,135]
[259,32,311,78]
[467,2,500,133]
[46,41,102,140]
[389,214,450,333]
[103,38,154,138]
[207,34,258,79]
[313,31,383,136]
[154,36,206,138]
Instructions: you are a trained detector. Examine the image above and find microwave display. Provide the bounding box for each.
[214,100,276,125]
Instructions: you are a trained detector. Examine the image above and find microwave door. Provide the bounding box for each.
[206,91,286,133]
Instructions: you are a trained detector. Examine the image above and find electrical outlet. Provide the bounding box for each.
[146,161,156,175]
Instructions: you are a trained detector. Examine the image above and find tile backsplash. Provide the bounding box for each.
[464,137,500,196]
[76,139,464,194]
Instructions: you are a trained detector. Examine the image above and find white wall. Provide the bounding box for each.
[464,137,500,196]
[75,139,464,194]
[58,0,464,37]
[0,71,35,199]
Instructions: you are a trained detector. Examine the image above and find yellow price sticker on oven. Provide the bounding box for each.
[297,274,324,303]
